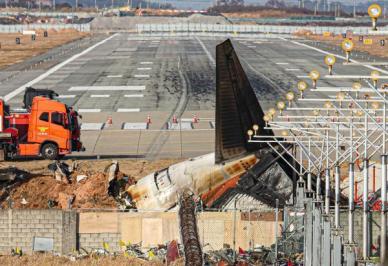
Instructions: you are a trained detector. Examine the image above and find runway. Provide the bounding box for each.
[0,33,387,159]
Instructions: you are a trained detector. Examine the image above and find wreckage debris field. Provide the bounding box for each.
[0,159,180,210]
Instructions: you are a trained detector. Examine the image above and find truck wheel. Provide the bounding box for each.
[41,143,58,160]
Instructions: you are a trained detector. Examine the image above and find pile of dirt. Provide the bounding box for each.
[0,159,180,210]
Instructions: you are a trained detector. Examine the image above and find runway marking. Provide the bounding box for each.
[57,95,76,99]
[137,67,152,70]
[344,62,388,66]
[117,108,140,112]
[3,33,119,102]
[122,122,148,130]
[140,62,153,65]
[124,94,144,98]
[78,109,101,113]
[195,36,215,65]
[107,75,122,78]
[297,75,310,78]
[281,37,388,75]
[69,86,146,91]
[247,45,256,48]
[90,94,110,98]
[134,74,150,78]
[286,68,301,71]
[276,62,289,65]
[325,75,388,79]
[116,48,137,52]
[81,123,105,131]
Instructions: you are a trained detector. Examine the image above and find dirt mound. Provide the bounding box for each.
[2,171,117,209]
[0,159,181,210]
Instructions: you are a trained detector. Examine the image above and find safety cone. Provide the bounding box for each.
[193,114,199,123]
[172,115,178,124]
[147,114,152,124]
[106,116,113,127]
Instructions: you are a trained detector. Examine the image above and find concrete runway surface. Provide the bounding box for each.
[1,33,387,159]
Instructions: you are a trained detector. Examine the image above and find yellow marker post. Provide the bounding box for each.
[324,54,336,75]
[363,39,373,45]
[368,4,382,31]
[297,80,308,98]
[309,70,320,89]
[341,39,354,62]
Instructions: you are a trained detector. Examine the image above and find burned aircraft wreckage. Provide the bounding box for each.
[126,39,324,210]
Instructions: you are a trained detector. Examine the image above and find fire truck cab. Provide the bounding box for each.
[0,96,84,160]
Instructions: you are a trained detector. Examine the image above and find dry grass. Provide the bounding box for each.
[0,253,180,266]
[0,29,88,69]
[222,10,304,19]
[304,33,388,58]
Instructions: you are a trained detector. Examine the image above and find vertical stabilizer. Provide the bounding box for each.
[215,39,273,164]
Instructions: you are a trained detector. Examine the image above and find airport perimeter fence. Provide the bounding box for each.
[136,23,388,35]
[0,23,91,33]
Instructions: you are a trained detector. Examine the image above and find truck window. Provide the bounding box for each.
[39,112,49,122]
[51,112,64,126]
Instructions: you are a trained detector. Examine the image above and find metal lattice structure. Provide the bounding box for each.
[247,42,387,264]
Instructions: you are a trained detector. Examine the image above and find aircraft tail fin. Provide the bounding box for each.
[215,39,273,164]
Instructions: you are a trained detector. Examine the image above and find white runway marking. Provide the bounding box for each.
[286,68,301,71]
[107,75,123,78]
[325,75,388,79]
[134,74,150,78]
[116,48,137,52]
[78,109,101,113]
[247,45,256,48]
[69,86,146,91]
[57,95,76,99]
[297,75,310,78]
[81,123,104,131]
[123,122,148,130]
[3,33,119,102]
[117,108,140,112]
[90,94,110,98]
[137,67,152,70]
[140,62,153,65]
[124,94,144,98]
[195,36,215,65]
[276,62,289,65]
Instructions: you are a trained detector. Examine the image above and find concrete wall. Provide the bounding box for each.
[77,211,280,252]
[0,209,76,255]
[339,210,381,249]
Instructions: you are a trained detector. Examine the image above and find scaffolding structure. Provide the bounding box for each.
[247,58,387,264]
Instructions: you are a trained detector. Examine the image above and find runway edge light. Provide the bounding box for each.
[368,4,382,31]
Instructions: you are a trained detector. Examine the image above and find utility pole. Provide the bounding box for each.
[353,0,356,17]
[53,0,56,11]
